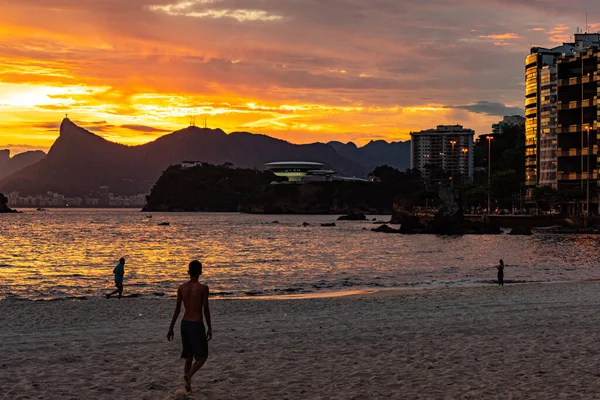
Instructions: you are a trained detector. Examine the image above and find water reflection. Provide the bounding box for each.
[1,209,600,300]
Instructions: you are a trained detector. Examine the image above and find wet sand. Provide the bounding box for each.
[3,282,600,399]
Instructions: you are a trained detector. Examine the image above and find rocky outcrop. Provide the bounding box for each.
[338,212,367,221]
[0,193,16,213]
[371,224,400,233]
[376,185,502,235]
[390,197,425,233]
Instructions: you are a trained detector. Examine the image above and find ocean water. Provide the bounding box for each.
[1,209,599,300]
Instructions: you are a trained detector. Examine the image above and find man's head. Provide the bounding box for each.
[120,257,125,265]
[188,260,202,278]
[499,259,504,265]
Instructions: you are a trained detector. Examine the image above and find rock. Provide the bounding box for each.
[372,218,377,221]
[338,212,367,221]
[321,222,336,227]
[390,197,414,224]
[508,227,533,235]
[271,220,279,224]
[371,224,400,233]
[302,222,310,227]
[0,193,17,213]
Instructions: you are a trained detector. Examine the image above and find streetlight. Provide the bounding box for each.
[450,140,456,188]
[487,136,493,214]
[586,125,590,220]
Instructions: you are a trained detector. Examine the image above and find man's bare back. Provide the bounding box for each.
[180,281,209,323]
[167,260,212,393]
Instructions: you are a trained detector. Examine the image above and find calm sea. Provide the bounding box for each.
[1,209,599,300]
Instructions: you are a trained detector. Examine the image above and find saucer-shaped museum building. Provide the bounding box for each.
[264,161,335,182]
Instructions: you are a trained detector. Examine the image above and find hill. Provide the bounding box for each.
[0,149,46,180]
[143,163,424,213]
[0,119,367,196]
[328,140,410,171]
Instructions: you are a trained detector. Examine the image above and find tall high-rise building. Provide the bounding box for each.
[556,47,599,194]
[525,34,600,191]
[525,43,579,191]
[525,32,600,213]
[410,125,474,183]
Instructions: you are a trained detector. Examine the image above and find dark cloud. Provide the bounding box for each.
[446,101,524,117]
[32,122,61,130]
[120,124,172,133]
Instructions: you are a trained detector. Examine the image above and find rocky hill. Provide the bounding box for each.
[0,149,46,181]
[328,140,410,171]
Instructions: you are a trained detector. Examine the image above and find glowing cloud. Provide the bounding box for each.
[547,24,570,43]
[149,0,283,22]
[479,33,521,40]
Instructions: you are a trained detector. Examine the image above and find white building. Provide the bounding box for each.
[492,115,525,135]
[410,125,474,183]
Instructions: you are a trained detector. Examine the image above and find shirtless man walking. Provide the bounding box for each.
[167,260,212,393]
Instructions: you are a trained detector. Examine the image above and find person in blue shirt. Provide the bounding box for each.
[106,258,125,299]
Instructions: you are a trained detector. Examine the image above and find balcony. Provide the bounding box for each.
[558,124,597,134]
[557,98,597,110]
[525,139,537,147]
[557,172,598,181]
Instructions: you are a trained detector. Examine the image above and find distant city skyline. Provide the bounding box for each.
[1,1,598,154]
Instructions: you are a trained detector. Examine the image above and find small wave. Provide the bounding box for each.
[210,291,236,297]
[35,296,88,302]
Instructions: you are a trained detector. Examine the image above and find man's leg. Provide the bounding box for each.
[117,284,123,299]
[184,358,193,392]
[106,289,119,298]
[186,357,207,381]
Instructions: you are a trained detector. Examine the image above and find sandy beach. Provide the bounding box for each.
[3,282,600,399]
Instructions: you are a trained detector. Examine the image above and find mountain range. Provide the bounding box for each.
[0,149,46,181]
[0,119,410,196]
[328,140,410,171]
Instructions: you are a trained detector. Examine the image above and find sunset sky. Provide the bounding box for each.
[0,0,598,154]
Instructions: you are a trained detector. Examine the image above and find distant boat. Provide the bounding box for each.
[36,208,47,212]
[158,222,170,226]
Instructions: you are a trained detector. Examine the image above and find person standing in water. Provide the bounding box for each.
[167,260,212,393]
[496,259,505,287]
[106,257,125,299]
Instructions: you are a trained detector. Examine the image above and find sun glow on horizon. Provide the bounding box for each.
[0,0,531,154]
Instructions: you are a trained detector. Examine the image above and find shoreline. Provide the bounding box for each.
[5,278,600,304]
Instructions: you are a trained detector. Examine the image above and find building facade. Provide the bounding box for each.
[525,33,600,213]
[556,47,599,196]
[410,125,474,183]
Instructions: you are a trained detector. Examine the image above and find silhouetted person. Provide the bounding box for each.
[167,260,212,393]
[106,257,125,299]
[497,259,505,287]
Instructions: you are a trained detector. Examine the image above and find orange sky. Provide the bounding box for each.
[1,0,590,154]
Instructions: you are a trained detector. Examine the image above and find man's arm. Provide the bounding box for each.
[204,286,212,341]
[167,287,183,341]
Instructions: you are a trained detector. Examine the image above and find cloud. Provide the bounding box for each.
[148,0,283,22]
[120,124,172,133]
[547,24,571,43]
[446,101,524,117]
[479,33,521,40]
[0,0,598,144]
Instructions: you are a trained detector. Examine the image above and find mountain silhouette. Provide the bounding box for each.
[0,149,46,181]
[0,119,369,196]
[328,140,410,171]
